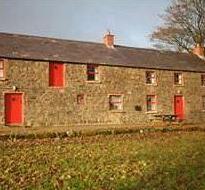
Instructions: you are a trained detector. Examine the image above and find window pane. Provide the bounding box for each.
[147,104,152,111]
[0,70,4,78]
[77,94,84,105]
[146,71,156,84]
[178,74,182,84]
[174,73,182,85]
[174,74,178,83]
[109,95,123,110]
[146,72,151,84]
[110,95,121,103]
[147,95,156,111]
[0,61,3,69]
[201,75,205,86]
[202,96,205,110]
[87,64,98,81]
[87,65,95,73]
[87,73,95,81]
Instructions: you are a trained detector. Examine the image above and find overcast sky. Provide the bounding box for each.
[0,0,171,48]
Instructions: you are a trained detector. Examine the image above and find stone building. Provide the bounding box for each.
[0,32,205,127]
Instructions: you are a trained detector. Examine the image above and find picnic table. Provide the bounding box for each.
[153,114,177,122]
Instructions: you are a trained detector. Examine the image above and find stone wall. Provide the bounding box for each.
[0,59,205,126]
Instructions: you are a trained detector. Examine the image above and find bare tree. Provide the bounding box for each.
[151,0,205,52]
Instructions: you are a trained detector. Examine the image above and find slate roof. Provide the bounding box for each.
[0,32,205,72]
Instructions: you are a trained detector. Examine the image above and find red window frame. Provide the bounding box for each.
[87,64,98,81]
[202,96,205,110]
[77,94,85,105]
[147,95,157,112]
[109,95,123,110]
[0,59,5,79]
[174,73,183,85]
[146,71,156,84]
[201,74,205,86]
[49,62,64,87]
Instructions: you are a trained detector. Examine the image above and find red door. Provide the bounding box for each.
[49,62,64,87]
[5,93,23,125]
[174,95,184,120]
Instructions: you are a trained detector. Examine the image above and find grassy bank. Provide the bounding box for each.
[1,131,205,189]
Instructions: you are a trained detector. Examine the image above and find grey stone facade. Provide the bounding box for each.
[1,59,205,127]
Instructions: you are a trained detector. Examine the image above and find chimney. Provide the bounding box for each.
[193,44,205,57]
[103,31,115,48]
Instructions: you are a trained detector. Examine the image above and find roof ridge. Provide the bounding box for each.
[0,32,105,46]
[0,32,189,55]
[115,44,191,56]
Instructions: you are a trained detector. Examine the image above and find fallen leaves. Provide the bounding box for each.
[0,131,205,189]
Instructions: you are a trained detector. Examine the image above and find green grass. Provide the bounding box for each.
[1,131,205,190]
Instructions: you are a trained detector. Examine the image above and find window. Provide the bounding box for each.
[147,95,157,112]
[0,59,5,79]
[87,64,99,81]
[146,71,156,84]
[109,95,123,111]
[201,74,205,86]
[77,94,85,105]
[49,62,64,87]
[174,73,183,85]
[202,96,205,110]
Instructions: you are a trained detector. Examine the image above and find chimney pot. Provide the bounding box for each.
[193,43,204,57]
[103,31,115,48]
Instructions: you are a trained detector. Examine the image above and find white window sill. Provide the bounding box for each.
[0,77,7,81]
[109,110,125,113]
[86,80,101,84]
[146,111,158,114]
[174,84,184,87]
[145,83,157,86]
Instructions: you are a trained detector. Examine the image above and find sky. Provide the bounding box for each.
[0,0,171,48]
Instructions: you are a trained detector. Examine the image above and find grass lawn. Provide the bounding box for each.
[1,131,205,190]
